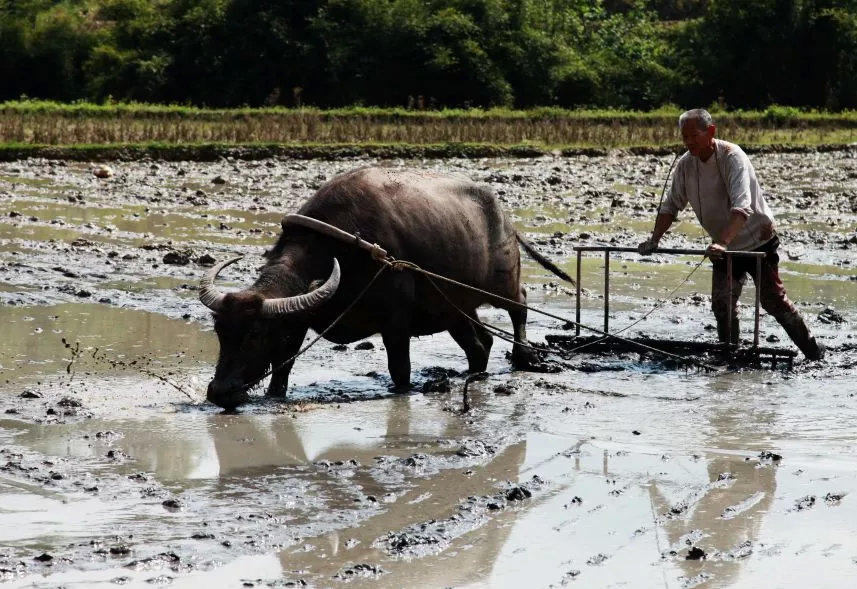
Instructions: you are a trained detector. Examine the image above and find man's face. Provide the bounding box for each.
[681,121,716,159]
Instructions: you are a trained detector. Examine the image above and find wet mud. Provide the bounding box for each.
[1,151,856,588]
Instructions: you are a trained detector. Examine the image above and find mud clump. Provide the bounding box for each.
[106,448,129,461]
[382,531,443,556]
[505,485,532,501]
[493,383,516,395]
[377,475,546,559]
[723,540,753,560]
[422,376,450,393]
[93,165,113,178]
[586,553,609,566]
[91,430,123,442]
[195,253,216,266]
[161,499,184,512]
[818,308,846,324]
[333,563,386,581]
[125,551,181,571]
[456,439,495,458]
[686,546,706,560]
[824,492,845,505]
[162,250,193,266]
[757,450,783,465]
[668,500,691,516]
[794,495,817,511]
[565,496,583,507]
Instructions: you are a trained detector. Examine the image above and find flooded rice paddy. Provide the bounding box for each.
[1,151,856,588]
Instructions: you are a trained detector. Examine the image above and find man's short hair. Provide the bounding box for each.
[679,108,713,131]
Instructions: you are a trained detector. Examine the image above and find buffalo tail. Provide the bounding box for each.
[515,232,575,286]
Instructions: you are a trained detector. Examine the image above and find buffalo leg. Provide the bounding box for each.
[266,325,308,397]
[508,285,539,368]
[448,311,493,373]
[383,327,412,389]
[382,273,415,389]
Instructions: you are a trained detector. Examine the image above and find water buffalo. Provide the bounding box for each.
[199,167,572,409]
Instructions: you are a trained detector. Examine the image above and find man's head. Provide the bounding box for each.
[679,108,716,161]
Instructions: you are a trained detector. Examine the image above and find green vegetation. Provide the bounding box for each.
[3,1,856,157]
[2,1,857,111]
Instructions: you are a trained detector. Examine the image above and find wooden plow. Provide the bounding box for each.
[545,246,798,369]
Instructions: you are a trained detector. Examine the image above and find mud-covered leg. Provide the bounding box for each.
[448,311,493,373]
[382,326,413,389]
[711,262,745,344]
[382,273,415,390]
[751,248,824,360]
[266,324,309,397]
[509,284,541,368]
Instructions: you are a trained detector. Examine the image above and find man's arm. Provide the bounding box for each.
[706,211,748,258]
[651,212,676,243]
[638,212,675,254]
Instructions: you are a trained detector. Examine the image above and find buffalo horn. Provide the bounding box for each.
[261,258,341,316]
[198,256,243,311]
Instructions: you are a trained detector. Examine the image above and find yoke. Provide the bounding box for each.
[546,246,798,369]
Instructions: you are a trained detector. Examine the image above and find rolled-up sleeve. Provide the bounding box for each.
[726,153,753,217]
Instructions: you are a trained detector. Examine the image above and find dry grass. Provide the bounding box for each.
[1,103,855,148]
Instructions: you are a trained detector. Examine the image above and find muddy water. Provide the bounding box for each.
[1,153,856,588]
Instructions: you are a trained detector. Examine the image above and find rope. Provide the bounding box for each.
[550,149,717,362]
[654,151,681,233]
[562,256,707,355]
[418,267,549,354]
[233,264,389,394]
[387,259,719,371]
[223,193,724,397]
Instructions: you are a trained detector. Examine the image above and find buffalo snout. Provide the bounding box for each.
[206,379,250,410]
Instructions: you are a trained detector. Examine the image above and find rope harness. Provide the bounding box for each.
[231,208,720,395]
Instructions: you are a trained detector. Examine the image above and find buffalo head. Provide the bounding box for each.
[199,256,341,409]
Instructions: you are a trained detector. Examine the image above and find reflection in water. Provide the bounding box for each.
[266,392,529,588]
[0,387,530,588]
[650,377,778,587]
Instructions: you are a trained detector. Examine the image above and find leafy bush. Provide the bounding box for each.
[763,105,802,124]
[0,0,855,110]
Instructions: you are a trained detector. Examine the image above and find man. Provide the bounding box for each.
[638,108,824,360]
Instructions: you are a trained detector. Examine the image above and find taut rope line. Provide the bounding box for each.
[284,213,719,369]
[221,207,720,395]
[389,258,718,371]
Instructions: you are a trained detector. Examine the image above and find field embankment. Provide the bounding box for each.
[1,102,856,160]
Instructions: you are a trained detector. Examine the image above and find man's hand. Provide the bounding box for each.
[706,241,727,259]
[638,237,659,255]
